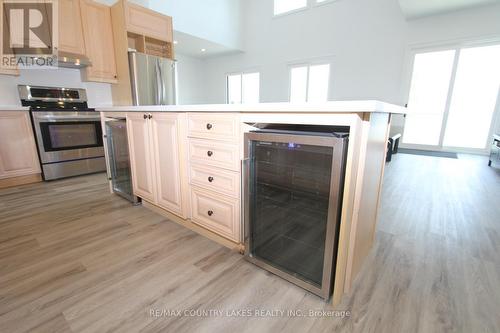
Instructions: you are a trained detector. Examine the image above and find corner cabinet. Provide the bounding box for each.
[0,112,41,179]
[126,112,188,218]
[80,0,117,83]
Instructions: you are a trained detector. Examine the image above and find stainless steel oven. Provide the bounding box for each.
[19,85,106,180]
[243,124,348,299]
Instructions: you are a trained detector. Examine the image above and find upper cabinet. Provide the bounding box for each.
[110,0,175,105]
[124,2,173,43]
[80,0,117,83]
[58,0,86,56]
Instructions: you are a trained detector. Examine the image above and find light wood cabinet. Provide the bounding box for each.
[124,2,173,43]
[110,0,174,105]
[0,112,41,179]
[190,187,240,242]
[186,113,242,243]
[80,0,117,83]
[189,164,240,198]
[187,114,240,142]
[126,112,188,218]
[59,0,86,56]
[151,113,187,217]
[126,113,156,202]
[188,139,240,172]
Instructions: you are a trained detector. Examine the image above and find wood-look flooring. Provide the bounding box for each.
[0,153,499,332]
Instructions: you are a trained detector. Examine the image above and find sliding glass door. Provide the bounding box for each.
[403,44,500,152]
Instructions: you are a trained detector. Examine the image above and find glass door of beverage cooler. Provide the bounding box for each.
[244,130,347,299]
[105,120,137,203]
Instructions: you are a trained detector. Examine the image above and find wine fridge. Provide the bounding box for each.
[243,125,348,299]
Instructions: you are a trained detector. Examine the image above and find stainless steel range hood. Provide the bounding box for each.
[57,51,91,69]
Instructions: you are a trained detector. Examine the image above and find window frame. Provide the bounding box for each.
[288,62,331,103]
[225,71,261,104]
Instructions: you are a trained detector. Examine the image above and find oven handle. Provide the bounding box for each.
[32,115,101,121]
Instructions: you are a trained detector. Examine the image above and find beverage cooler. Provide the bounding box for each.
[243,124,348,299]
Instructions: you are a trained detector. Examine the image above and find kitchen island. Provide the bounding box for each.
[99,101,406,306]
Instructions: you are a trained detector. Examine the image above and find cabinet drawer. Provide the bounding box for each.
[189,139,240,171]
[190,187,240,242]
[189,164,240,198]
[187,113,239,141]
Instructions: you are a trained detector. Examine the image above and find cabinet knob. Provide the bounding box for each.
[143,114,147,119]
[207,210,214,216]
[207,151,213,157]
[148,114,153,119]
[206,123,213,130]
[208,176,214,182]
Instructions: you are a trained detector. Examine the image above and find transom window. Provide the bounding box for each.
[274,0,307,15]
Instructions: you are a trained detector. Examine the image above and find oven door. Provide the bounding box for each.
[32,111,104,163]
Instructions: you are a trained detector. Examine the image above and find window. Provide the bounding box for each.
[274,0,307,15]
[403,44,500,151]
[289,64,330,103]
[226,72,260,104]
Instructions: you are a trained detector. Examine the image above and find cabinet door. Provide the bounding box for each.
[80,0,117,83]
[150,113,186,218]
[126,113,155,202]
[125,2,173,42]
[59,0,86,55]
[0,112,41,179]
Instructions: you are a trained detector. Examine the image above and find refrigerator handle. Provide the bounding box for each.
[172,61,178,105]
[158,60,165,105]
[155,59,162,105]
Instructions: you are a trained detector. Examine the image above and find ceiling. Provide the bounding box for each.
[399,0,500,19]
[173,31,242,59]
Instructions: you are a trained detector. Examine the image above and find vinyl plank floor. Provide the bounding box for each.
[0,154,499,333]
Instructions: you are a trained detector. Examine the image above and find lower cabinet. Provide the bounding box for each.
[0,111,41,179]
[190,186,240,242]
[127,112,188,218]
[126,111,242,243]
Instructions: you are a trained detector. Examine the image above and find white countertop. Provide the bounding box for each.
[0,106,29,111]
[98,100,406,114]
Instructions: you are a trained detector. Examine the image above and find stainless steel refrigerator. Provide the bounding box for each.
[128,51,177,105]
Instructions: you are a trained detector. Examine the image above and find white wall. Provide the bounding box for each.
[176,53,207,104]
[0,69,112,107]
[149,0,243,50]
[200,0,408,105]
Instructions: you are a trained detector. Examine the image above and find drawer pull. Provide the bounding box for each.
[208,176,214,182]
[207,210,214,216]
[207,150,213,157]
[206,123,213,130]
